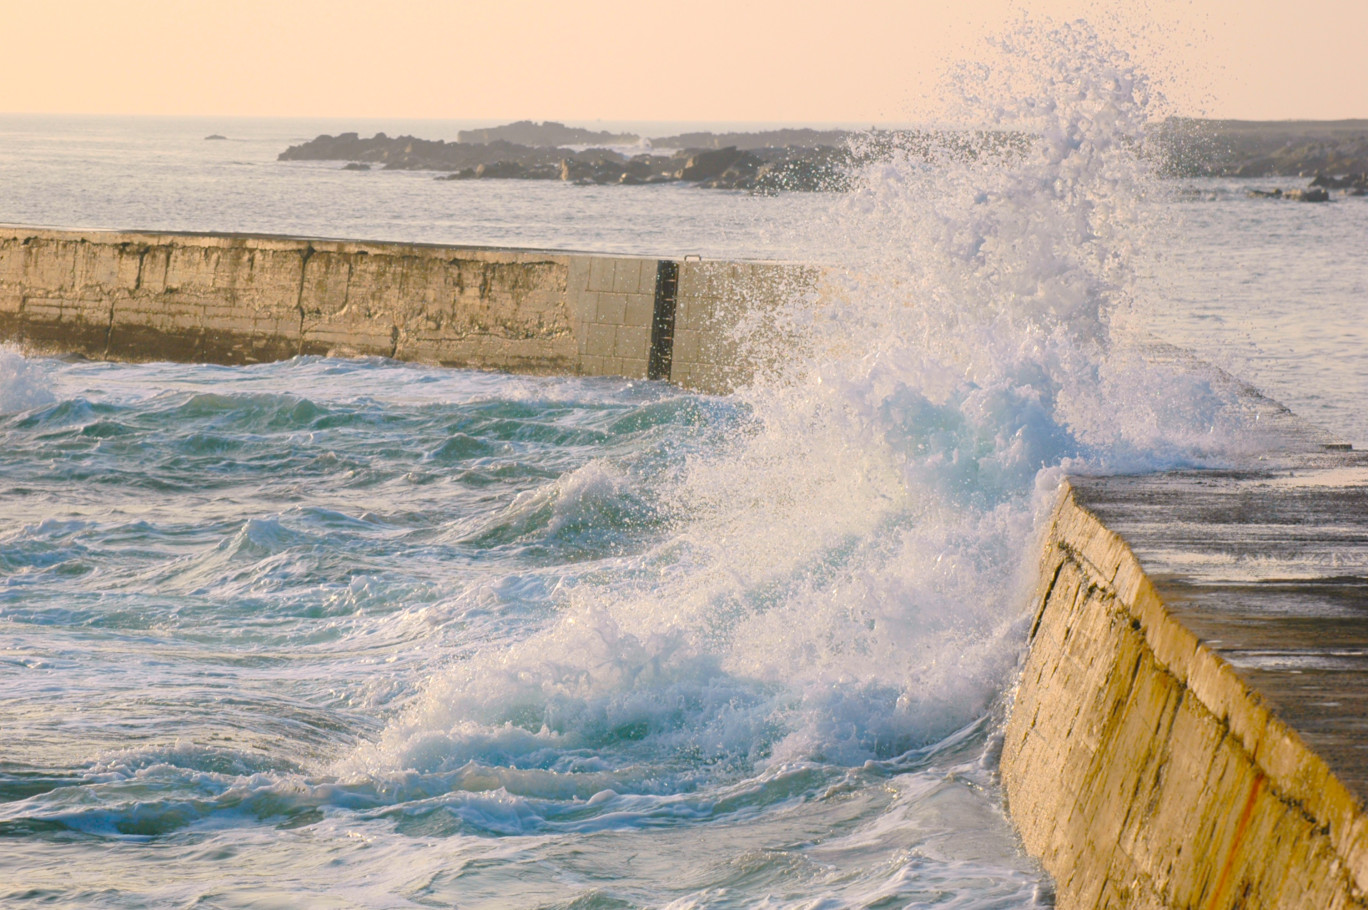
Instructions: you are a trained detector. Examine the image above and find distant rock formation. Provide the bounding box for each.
[278,119,1368,195]
[278,128,870,192]
[280,132,569,172]
[1284,187,1331,202]
[650,128,852,151]
[456,120,639,147]
[1154,119,1368,178]
[1310,172,1368,191]
[205,134,227,141]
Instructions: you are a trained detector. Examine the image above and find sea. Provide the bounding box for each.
[1,23,1365,909]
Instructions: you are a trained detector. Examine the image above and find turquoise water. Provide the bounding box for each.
[2,20,1365,909]
[0,356,1048,907]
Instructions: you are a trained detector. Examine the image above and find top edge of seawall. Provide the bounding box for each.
[0,223,801,265]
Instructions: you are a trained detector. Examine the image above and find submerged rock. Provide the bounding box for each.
[1286,187,1331,202]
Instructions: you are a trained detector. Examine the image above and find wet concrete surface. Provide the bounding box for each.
[1071,450,1368,803]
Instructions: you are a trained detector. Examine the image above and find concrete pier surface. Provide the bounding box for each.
[1074,456,1368,803]
[1003,445,1368,909]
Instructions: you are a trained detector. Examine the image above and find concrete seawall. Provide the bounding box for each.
[1004,461,1368,908]
[0,226,814,393]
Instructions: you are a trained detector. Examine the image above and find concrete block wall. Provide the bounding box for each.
[565,255,660,381]
[0,227,816,393]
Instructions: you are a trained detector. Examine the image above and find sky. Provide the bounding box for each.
[1,0,1365,123]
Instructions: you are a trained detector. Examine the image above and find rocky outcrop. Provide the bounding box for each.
[279,133,568,172]
[1155,119,1368,178]
[279,131,866,192]
[679,147,750,181]
[1285,187,1331,202]
[1311,172,1368,192]
[277,123,1064,193]
[1247,185,1342,202]
[650,127,851,151]
[456,120,639,147]
[282,120,1368,192]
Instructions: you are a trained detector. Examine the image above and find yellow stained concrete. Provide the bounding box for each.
[1003,481,1368,909]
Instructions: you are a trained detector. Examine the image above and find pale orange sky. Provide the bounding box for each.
[2,0,1365,122]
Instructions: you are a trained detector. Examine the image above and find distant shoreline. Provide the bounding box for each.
[273,119,1368,194]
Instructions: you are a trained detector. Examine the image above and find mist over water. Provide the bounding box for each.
[0,20,1333,909]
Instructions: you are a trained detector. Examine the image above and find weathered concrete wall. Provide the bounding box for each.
[0,227,815,393]
[1003,481,1368,909]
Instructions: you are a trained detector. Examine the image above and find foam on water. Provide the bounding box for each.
[320,21,1273,902]
[0,19,1312,910]
[0,346,54,414]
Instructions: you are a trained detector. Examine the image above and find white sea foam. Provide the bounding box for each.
[0,345,54,414]
[342,23,1264,822]
[4,18,1335,910]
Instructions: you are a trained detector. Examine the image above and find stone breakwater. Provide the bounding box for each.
[0,227,815,393]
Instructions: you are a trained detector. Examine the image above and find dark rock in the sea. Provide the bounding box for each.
[342,162,370,171]
[621,156,654,180]
[1311,172,1368,190]
[1285,187,1331,202]
[680,147,747,181]
[1247,188,1283,198]
[751,148,854,193]
[556,149,686,185]
[1154,119,1368,178]
[204,134,227,141]
[474,161,527,179]
[559,158,593,182]
[651,127,851,151]
[278,124,1024,194]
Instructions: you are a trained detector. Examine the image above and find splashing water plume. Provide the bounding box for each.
[0,18,1304,909]
[348,20,1244,805]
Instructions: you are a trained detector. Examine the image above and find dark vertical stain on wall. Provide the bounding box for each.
[648,259,679,381]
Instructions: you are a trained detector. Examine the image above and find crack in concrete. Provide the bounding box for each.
[294,245,314,356]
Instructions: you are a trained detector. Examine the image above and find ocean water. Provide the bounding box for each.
[1,21,1365,909]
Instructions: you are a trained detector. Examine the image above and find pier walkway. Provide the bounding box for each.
[1004,436,1368,908]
